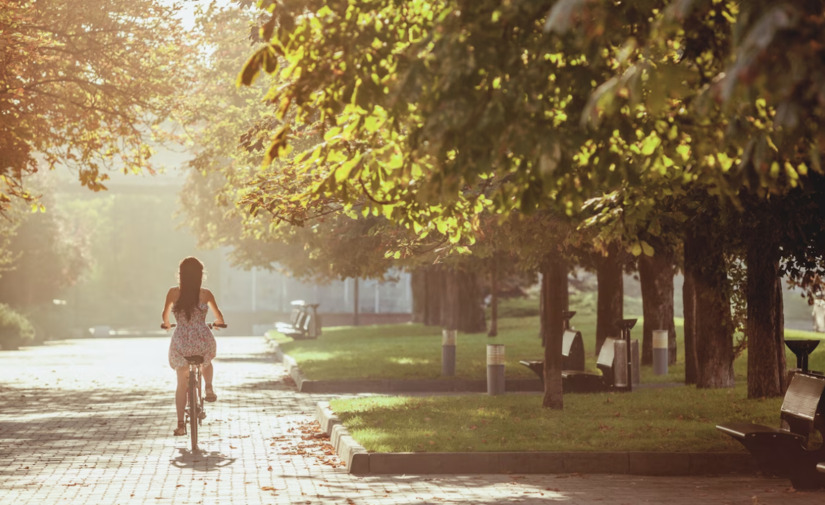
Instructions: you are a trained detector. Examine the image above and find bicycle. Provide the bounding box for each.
[163,322,226,452]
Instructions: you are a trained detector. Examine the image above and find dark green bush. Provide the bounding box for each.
[0,303,35,350]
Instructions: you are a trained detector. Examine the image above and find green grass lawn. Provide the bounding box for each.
[271,298,825,454]
[329,384,781,453]
[269,297,825,383]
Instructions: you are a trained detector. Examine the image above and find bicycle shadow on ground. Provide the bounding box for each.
[170,448,237,471]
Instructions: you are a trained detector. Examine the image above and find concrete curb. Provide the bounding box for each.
[268,339,310,390]
[316,402,370,474]
[267,339,542,393]
[314,401,758,476]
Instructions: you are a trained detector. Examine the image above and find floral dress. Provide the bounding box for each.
[168,302,217,370]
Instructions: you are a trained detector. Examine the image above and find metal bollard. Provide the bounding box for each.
[653,330,669,375]
[442,329,456,376]
[487,344,505,395]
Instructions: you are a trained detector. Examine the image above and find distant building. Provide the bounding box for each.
[216,261,412,315]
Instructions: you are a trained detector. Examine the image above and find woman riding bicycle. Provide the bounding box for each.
[161,256,225,437]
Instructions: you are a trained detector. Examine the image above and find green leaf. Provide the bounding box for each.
[263,125,290,165]
[640,133,661,156]
[237,49,266,87]
[335,156,361,183]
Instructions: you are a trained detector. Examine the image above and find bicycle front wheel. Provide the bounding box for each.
[188,369,199,451]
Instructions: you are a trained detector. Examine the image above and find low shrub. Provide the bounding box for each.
[0,303,35,350]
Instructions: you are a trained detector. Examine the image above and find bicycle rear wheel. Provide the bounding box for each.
[188,368,199,451]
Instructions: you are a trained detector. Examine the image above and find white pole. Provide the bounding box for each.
[374,281,380,314]
[281,276,287,312]
[343,278,350,306]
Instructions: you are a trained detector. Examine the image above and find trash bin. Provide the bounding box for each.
[613,339,640,389]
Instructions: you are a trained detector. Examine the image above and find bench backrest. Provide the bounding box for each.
[562,330,585,371]
[781,373,825,436]
[290,307,303,325]
[595,338,616,386]
[596,338,616,369]
[294,310,309,328]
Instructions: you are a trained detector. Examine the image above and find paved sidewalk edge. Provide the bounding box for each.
[317,401,370,474]
[267,339,309,390]
[315,401,758,477]
[267,339,542,393]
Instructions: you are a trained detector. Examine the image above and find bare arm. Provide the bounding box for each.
[161,287,177,329]
[204,289,225,325]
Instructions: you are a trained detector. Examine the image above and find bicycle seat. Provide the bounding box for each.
[184,355,204,365]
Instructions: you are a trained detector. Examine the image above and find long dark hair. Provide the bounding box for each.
[173,257,204,321]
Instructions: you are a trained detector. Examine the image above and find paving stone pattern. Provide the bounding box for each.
[0,336,822,504]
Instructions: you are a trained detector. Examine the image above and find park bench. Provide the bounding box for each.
[276,301,321,339]
[276,300,307,333]
[561,337,618,393]
[520,336,618,393]
[519,328,586,379]
[716,372,825,489]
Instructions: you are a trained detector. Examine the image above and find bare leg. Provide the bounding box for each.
[175,367,188,422]
[202,362,213,388]
[203,362,216,401]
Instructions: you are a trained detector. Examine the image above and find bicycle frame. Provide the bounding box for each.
[185,361,205,452]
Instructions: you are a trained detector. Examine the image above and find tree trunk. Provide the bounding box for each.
[540,270,546,346]
[423,266,444,326]
[457,269,487,333]
[488,256,498,337]
[443,269,459,331]
[353,277,360,326]
[596,244,623,356]
[443,267,487,333]
[685,227,734,388]
[411,269,426,323]
[775,278,787,391]
[683,269,698,385]
[639,251,677,366]
[746,240,786,398]
[541,253,568,409]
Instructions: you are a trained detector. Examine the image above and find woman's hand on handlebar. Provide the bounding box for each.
[209,322,227,329]
[161,323,176,330]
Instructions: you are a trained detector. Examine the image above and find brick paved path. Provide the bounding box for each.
[0,336,822,505]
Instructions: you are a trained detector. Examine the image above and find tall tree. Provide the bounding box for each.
[0,0,190,208]
[540,251,569,409]
[595,243,623,356]
[638,242,677,366]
